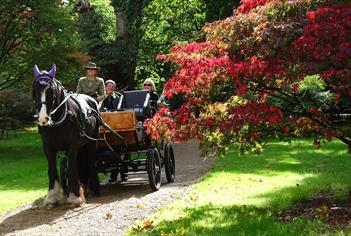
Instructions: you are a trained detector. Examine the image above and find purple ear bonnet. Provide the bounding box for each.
[34,64,56,85]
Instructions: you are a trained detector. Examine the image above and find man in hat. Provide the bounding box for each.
[76,62,106,102]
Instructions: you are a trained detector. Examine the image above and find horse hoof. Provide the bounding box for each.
[44,201,59,209]
[43,181,64,207]
[70,202,85,208]
[67,193,85,206]
[43,197,62,207]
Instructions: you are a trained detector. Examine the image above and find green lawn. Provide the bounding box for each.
[127,139,351,235]
[2,129,351,235]
[0,128,47,214]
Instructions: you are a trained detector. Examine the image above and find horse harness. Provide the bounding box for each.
[35,78,100,140]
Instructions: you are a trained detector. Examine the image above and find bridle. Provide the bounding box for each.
[34,77,69,127]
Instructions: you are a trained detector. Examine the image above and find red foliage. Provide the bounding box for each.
[236,0,272,13]
[290,3,351,103]
[144,107,177,141]
[226,102,283,128]
[158,42,230,99]
[146,1,351,153]
[228,56,285,85]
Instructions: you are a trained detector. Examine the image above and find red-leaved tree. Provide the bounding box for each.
[146,0,351,156]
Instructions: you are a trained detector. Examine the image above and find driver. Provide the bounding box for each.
[76,62,106,102]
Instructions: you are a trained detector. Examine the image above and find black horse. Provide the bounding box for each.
[32,64,100,207]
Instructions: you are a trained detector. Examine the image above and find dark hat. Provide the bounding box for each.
[84,61,100,70]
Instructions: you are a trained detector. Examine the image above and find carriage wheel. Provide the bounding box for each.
[59,154,69,196]
[164,143,175,183]
[147,148,161,191]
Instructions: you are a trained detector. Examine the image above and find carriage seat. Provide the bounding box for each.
[117,90,151,121]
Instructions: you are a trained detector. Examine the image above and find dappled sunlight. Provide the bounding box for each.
[0,189,46,214]
[23,126,38,132]
[194,173,317,207]
[130,138,351,235]
[276,158,301,165]
[149,203,321,236]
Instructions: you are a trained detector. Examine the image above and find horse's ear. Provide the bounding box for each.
[48,64,56,78]
[34,65,41,79]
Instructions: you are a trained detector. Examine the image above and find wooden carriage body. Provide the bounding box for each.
[99,110,140,147]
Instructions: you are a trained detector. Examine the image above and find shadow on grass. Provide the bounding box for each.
[211,139,351,207]
[143,204,327,236]
[136,139,351,235]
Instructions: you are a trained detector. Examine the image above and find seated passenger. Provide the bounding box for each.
[101,80,120,111]
[142,78,159,115]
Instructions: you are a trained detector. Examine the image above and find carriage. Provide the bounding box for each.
[60,90,175,194]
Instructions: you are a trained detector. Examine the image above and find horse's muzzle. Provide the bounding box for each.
[38,116,50,126]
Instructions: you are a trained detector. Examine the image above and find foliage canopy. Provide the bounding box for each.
[0,0,80,91]
[146,0,351,156]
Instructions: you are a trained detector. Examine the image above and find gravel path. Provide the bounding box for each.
[0,141,213,236]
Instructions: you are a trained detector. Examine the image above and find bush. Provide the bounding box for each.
[0,88,35,127]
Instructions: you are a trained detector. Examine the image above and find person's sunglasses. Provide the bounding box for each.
[144,84,152,86]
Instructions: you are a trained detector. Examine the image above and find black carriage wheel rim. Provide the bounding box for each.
[168,146,175,174]
[169,149,174,171]
[153,152,161,182]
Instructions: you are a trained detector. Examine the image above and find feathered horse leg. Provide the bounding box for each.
[43,147,64,207]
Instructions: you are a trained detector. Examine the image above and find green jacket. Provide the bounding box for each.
[76,77,106,101]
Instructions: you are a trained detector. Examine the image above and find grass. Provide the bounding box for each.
[0,127,48,214]
[0,128,146,214]
[2,129,351,234]
[127,139,351,235]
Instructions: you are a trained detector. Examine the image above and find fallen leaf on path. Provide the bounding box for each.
[137,203,146,209]
[105,212,112,220]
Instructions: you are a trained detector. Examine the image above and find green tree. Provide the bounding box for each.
[0,0,80,91]
[136,0,206,90]
[75,0,117,87]
[110,0,147,89]
[137,0,240,91]
[76,0,239,91]
[76,0,147,89]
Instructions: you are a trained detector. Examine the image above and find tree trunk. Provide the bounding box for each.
[115,7,126,41]
[75,0,91,12]
[75,0,148,90]
[111,0,145,90]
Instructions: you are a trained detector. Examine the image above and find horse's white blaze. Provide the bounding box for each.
[43,181,63,206]
[38,86,49,126]
[67,193,84,205]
